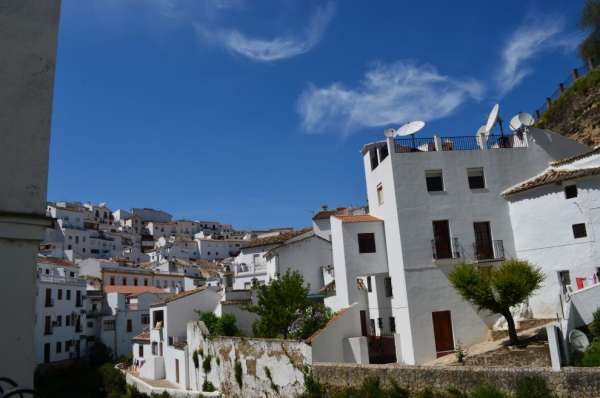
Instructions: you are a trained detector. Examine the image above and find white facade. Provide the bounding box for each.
[327,128,589,365]
[196,237,245,261]
[35,258,88,365]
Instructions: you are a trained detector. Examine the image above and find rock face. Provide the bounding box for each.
[537,69,600,147]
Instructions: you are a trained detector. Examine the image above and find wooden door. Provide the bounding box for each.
[175,359,179,383]
[360,310,368,337]
[433,220,452,259]
[432,311,454,358]
[473,222,493,260]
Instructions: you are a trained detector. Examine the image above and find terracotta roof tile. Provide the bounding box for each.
[37,256,76,268]
[132,329,150,342]
[550,146,600,166]
[503,167,600,196]
[150,286,208,307]
[104,285,166,295]
[312,208,348,220]
[242,229,311,249]
[333,214,382,223]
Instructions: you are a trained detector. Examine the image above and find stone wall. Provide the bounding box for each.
[312,362,600,397]
[187,321,311,397]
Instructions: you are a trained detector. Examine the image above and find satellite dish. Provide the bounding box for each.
[569,329,590,353]
[485,104,500,133]
[384,128,396,138]
[476,125,488,136]
[519,112,535,127]
[509,112,535,131]
[396,120,425,137]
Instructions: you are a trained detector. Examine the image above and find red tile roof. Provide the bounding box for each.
[37,256,76,268]
[104,285,166,295]
[150,286,209,307]
[132,329,150,342]
[312,208,348,220]
[242,229,311,249]
[503,167,600,196]
[333,214,382,223]
[550,146,600,166]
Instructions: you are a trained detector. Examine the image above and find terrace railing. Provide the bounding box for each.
[394,134,527,154]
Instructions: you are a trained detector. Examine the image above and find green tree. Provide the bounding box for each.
[579,0,600,61]
[289,301,333,340]
[245,270,310,339]
[196,311,240,336]
[449,259,544,346]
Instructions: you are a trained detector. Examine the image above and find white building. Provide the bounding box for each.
[327,128,588,365]
[195,236,246,261]
[35,257,88,365]
[504,146,600,318]
[132,287,221,387]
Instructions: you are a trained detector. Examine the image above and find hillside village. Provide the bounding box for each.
[5,1,600,398]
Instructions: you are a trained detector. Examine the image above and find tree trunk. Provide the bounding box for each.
[503,311,519,346]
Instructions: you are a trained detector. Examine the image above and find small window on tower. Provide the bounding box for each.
[565,185,577,199]
[467,167,485,189]
[377,183,384,205]
[425,170,444,192]
[573,223,587,239]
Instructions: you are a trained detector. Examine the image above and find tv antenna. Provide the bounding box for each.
[396,120,425,149]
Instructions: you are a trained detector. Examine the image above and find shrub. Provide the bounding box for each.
[99,363,127,398]
[235,360,243,388]
[580,340,600,366]
[589,307,600,340]
[202,380,216,392]
[301,365,324,398]
[515,375,553,398]
[197,311,240,336]
[469,384,506,398]
[202,354,212,374]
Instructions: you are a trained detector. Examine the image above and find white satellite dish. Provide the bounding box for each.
[509,112,535,131]
[384,128,396,138]
[485,104,500,133]
[396,120,425,137]
[476,125,488,136]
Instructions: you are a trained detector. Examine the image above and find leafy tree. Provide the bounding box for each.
[449,260,544,346]
[245,270,310,339]
[579,0,600,61]
[196,311,240,336]
[589,307,600,339]
[289,301,333,340]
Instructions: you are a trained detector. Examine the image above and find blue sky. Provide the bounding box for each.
[50,0,584,230]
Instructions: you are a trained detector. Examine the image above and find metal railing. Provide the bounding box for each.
[394,134,527,154]
[38,274,86,286]
[395,137,436,153]
[473,240,504,261]
[534,58,598,119]
[431,237,461,260]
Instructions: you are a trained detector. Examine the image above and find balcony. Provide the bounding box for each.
[473,240,505,262]
[394,134,527,154]
[431,237,461,261]
[38,274,86,287]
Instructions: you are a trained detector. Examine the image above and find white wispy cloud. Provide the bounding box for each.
[496,17,582,95]
[196,2,335,62]
[297,61,484,133]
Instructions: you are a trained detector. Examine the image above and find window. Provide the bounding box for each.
[70,272,74,277]
[144,279,148,286]
[425,170,444,192]
[139,345,144,358]
[66,315,71,326]
[467,167,485,189]
[56,315,62,327]
[122,277,127,286]
[573,223,587,239]
[103,320,116,331]
[110,277,115,285]
[384,277,393,297]
[56,342,62,353]
[378,144,389,162]
[377,183,384,205]
[134,278,138,286]
[389,317,396,333]
[58,289,63,300]
[66,290,71,300]
[87,321,93,328]
[127,319,133,333]
[358,233,376,254]
[377,318,383,330]
[367,276,372,292]
[558,271,571,295]
[369,319,376,336]
[141,313,150,325]
[370,148,379,170]
[565,185,578,199]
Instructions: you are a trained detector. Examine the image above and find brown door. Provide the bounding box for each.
[473,222,493,260]
[432,310,454,358]
[360,310,368,336]
[175,359,179,383]
[433,220,452,259]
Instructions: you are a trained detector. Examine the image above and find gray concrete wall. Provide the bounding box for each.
[0,0,61,387]
[313,362,600,397]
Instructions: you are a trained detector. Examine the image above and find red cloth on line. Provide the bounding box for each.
[576,277,586,289]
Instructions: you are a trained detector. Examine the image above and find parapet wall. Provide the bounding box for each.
[312,362,600,397]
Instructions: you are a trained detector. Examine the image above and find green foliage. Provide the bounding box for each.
[149,392,172,398]
[589,307,600,339]
[203,354,212,374]
[118,352,133,367]
[469,385,506,398]
[197,311,240,336]
[235,360,243,388]
[514,375,553,398]
[89,341,113,366]
[99,363,128,398]
[579,340,600,366]
[449,260,544,344]
[289,301,333,340]
[192,349,199,369]
[246,270,312,339]
[301,365,324,398]
[202,380,216,392]
[579,0,600,61]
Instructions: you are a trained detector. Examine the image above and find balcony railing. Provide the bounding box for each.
[394,134,527,154]
[38,274,86,286]
[473,240,505,261]
[431,237,461,260]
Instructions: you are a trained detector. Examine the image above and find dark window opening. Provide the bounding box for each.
[467,168,485,189]
[565,185,577,199]
[573,223,587,239]
[367,276,372,292]
[358,233,376,254]
[384,277,393,297]
[426,170,443,192]
[370,149,379,170]
[390,317,396,333]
